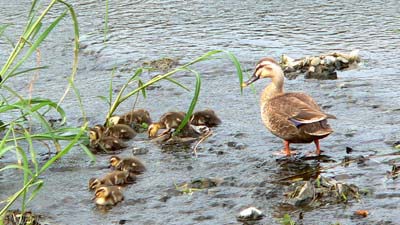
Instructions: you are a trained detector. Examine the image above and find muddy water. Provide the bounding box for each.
[1,0,400,224]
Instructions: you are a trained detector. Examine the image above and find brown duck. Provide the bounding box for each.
[242,57,336,156]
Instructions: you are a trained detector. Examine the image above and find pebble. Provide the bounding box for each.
[237,207,264,221]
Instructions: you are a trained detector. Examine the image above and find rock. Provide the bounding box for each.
[310,57,321,66]
[132,147,149,155]
[237,207,264,221]
[280,51,360,80]
[189,177,224,189]
[287,181,315,206]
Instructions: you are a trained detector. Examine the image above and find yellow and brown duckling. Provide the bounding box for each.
[94,124,136,140]
[109,155,146,175]
[190,109,221,127]
[88,170,132,190]
[147,111,189,138]
[89,128,127,153]
[110,109,152,132]
[242,57,336,156]
[93,186,124,206]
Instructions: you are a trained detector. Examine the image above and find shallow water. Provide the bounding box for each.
[1,0,400,224]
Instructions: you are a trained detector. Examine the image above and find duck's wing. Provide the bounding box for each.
[269,94,335,126]
[284,92,321,110]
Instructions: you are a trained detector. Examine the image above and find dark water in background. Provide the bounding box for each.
[1,0,400,224]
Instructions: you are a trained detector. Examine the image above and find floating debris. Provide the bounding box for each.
[237,207,265,222]
[280,50,361,80]
[386,164,400,180]
[354,210,369,218]
[285,175,360,207]
[142,57,179,72]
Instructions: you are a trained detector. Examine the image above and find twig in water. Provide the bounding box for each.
[192,130,213,157]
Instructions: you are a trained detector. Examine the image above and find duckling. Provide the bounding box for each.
[242,57,336,156]
[148,111,189,138]
[89,129,127,153]
[88,170,132,190]
[95,124,136,140]
[110,109,152,132]
[190,109,221,127]
[93,186,124,206]
[109,155,146,175]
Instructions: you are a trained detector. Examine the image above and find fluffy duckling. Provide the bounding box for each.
[110,109,152,132]
[148,111,189,138]
[88,170,132,190]
[93,186,124,206]
[89,129,127,152]
[109,155,146,175]
[94,124,136,140]
[190,109,221,127]
[242,57,336,156]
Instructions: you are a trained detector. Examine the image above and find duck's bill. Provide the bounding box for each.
[242,74,260,87]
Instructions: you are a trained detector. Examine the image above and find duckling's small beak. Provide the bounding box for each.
[242,74,260,87]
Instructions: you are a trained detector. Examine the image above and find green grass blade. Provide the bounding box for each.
[175,69,201,134]
[79,143,96,162]
[24,129,38,174]
[8,66,48,78]
[164,77,191,92]
[39,123,88,173]
[0,125,13,157]
[96,96,110,105]
[106,68,143,122]
[138,79,147,98]
[24,0,40,33]
[104,0,109,42]
[68,77,87,123]
[0,145,14,158]
[26,180,44,204]
[108,68,116,110]
[54,0,80,108]
[0,24,10,37]
[5,10,68,80]
[222,50,244,93]
[0,164,33,177]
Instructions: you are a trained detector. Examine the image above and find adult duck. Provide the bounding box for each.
[242,57,336,156]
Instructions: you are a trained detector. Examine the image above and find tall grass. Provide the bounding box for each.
[0,0,90,220]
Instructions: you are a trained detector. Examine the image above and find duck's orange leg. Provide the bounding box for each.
[314,139,321,155]
[284,140,291,156]
[273,140,297,156]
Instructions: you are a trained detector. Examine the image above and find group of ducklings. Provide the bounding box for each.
[89,155,146,206]
[88,109,152,153]
[88,108,220,206]
[88,108,221,152]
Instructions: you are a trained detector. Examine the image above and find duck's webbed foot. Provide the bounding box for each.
[272,141,297,156]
